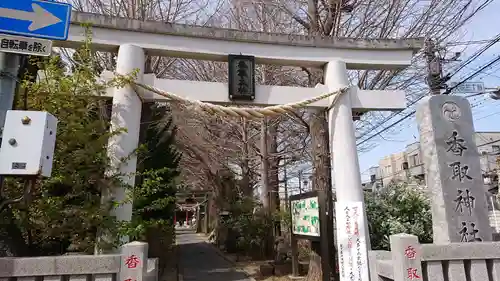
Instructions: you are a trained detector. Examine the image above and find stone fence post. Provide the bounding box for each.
[390,234,423,281]
[119,241,149,281]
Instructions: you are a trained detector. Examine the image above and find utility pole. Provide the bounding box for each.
[491,88,500,195]
[0,52,21,191]
[496,154,500,204]
[425,39,443,95]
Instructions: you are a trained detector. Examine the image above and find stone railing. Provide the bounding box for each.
[368,234,500,281]
[0,241,159,281]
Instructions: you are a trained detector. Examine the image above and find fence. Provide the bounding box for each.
[368,234,500,281]
[0,241,159,281]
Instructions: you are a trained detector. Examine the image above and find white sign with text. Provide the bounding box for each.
[0,34,52,56]
[449,82,485,93]
[335,201,370,281]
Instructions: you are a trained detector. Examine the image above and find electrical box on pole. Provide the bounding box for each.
[0,110,58,177]
[228,54,255,101]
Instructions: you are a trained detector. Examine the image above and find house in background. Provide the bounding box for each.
[367,131,500,188]
[363,131,500,231]
[362,166,383,191]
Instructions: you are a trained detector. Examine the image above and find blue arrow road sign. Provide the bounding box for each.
[0,0,72,41]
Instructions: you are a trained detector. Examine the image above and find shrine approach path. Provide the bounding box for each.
[176,228,252,281]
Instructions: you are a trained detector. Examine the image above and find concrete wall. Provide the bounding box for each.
[369,233,500,281]
[0,242,159,281]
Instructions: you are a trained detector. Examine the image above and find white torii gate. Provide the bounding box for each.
[61,13,423,249]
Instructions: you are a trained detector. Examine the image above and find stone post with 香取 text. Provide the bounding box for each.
[417,95,492,243]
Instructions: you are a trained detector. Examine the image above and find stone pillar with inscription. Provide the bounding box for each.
[417,95,492,243]
[119,241,149,281]
[389,234,423,281]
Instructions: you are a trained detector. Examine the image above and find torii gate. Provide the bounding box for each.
[175,190,210,231]
[60,12,423,256]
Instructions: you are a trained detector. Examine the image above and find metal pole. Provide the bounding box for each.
[298,170,303,194]
[284,165,288,210]
[0,52,21,140]
[496,154,500,200]
[289,193,299,277]
[0,52,21,192]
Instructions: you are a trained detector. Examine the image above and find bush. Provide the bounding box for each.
[220,198,278,259]
[365,182,433,250]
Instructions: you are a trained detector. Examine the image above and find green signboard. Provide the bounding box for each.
[291,196,320,237]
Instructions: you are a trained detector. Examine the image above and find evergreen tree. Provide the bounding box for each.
[0,33,180,257]
[124,104,181,267]
[132,104,180,226]
[0,39,123,256]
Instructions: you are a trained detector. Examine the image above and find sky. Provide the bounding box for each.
[358,0,500,181]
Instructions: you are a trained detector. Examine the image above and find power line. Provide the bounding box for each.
[356,93,425,141]
[476,110,500,122]
[355,71,444,141]
[444,32,500,81]
[357,32,500,145]
[357,33,500,142]
[453,0,497,32]
[478,138,500,148]
[358,33,500,140]
[357,54,500,146]
[357,110,418,146]
[444,55,500,94]
[446,39,500,46]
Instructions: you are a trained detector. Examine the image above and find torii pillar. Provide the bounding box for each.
[106,44,145,243]
[325,61,372,281]
[326,61,364,203]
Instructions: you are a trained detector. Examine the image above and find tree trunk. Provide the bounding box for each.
[310,110,331,192]
[240,118,252,197]
[306,248,323,281]
[260,117,275,258]
[268,119,281,237]
[306,109,332,281]
[260,118,270,209]
[210,171,230,247]
[268,119,279,212]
